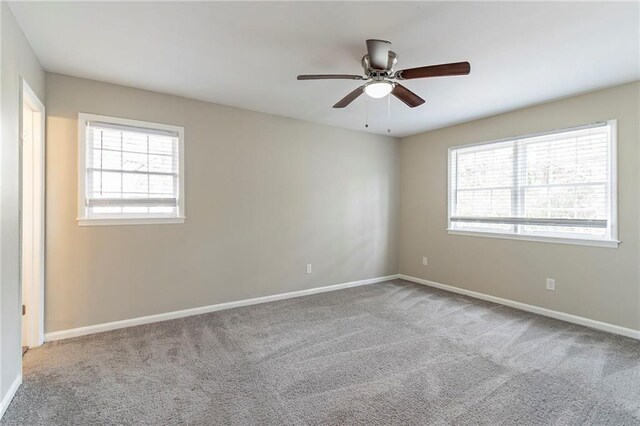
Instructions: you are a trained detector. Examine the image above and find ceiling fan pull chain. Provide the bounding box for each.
[387,94,391,133]
[365,95,369,128]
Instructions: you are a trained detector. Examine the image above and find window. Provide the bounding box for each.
[78,113,184,225]
[448,121,617,247]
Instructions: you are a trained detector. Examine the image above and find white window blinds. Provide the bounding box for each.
[448,121,617,245]
[79,115,184,223]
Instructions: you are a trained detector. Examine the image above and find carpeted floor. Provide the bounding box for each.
[3,279,640,425]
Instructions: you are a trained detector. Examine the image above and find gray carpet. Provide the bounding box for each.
[3,279,640,425]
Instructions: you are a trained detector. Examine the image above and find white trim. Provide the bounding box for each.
[77,217,185,226]
[447,229,620,248]
[87,120,179,138]
[20,79,46,348]
[0,375,22,420]
[609,119,618,243]
[77,113,185,226]
[450,216,607,228]
[399,274,640,340]
[448,121,610,151]
[44,274,400,341]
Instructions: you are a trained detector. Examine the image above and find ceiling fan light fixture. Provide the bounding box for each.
[364,81,393,98]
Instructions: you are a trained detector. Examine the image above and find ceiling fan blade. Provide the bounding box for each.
[391,84,425,108]
[333,86,365,108]
[395,62,471,80]
[297,74,364,80]
[366,39,391,70]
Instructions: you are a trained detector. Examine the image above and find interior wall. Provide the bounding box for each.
[0,1,45,400]
[399,81,640,331]
[44,73,399,333]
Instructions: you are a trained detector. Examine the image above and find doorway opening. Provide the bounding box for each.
[20,79,45,352]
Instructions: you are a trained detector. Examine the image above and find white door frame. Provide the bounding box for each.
[20,79,45,348]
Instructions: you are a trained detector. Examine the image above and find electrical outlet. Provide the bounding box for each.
[306,264,312,274]
[422,256,428,266]
[546,278,556,291]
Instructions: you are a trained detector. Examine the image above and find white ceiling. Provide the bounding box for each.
[9,1,640,137]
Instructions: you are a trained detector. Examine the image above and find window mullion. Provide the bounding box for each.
[453,152,458,226]
[147,135,150,215]
[99,130,104,196]
[120,131,124,214]
[512,141,521,234]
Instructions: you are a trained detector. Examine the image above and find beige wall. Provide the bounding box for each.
[45,73,399,333]
[1,2,46,399]
[36,69,640,337]
[43,76,640,335]
[400,82,640,331]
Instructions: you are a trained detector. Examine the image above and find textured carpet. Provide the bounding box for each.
[3,279,640,425]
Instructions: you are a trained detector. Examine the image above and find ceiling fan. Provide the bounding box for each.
[297,39,471,108]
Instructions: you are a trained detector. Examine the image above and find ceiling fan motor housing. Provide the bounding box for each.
[361,51,397,76]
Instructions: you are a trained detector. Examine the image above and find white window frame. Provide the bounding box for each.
[77,113,185,226]
[447,120,619,248]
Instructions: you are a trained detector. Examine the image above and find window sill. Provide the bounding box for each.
[77,217,185,226]
[447,229,620,248]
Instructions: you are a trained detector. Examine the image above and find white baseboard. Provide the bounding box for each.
[44,273,638,342]
[45,274,401,342]
[399,274,640,340]
[0,375,22,420]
